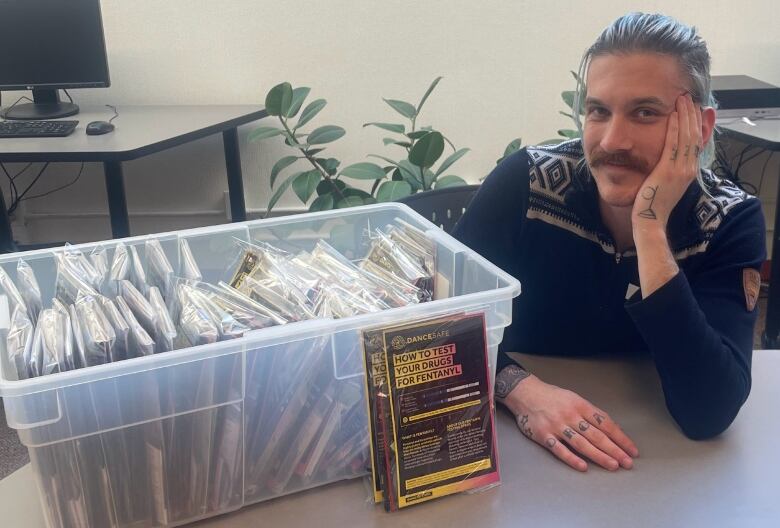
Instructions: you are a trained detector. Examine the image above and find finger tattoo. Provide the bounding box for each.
[546,438,556,449]
[578,420,590,432]
[519,414,533,439]
[563,428,576,440]
[694,145,700,157]
[671,146,678,161]
[593,413,605,425]
[684,144,691,157]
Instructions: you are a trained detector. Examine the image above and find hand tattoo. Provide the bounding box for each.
[671,146,678,161]
[683,144,691,157]
[495,364,530,400]
[518,414,533,439]
[546,438,556,449]
[578,420,590,432]
[637,185,658,220]
[593,413,605,425]
[563,428,576,440]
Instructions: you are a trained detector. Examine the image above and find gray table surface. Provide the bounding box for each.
[0,104,266,161]
[2,351,778,528]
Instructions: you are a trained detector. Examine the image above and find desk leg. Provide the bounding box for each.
[103,161,131,238]
[223,128,247,222]
[0,184,16,253]
[763,166,780,348]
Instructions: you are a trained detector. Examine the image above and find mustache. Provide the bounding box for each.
[588,150,650,174]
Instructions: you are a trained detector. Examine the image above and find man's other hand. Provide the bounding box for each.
[499,374,639,472]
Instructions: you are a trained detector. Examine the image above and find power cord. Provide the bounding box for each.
[22,162,85,202]
[106,104,119,123]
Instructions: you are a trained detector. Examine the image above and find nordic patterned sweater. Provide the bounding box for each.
[452,139,766,439]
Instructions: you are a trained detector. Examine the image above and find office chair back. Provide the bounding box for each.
[396,184,480,233]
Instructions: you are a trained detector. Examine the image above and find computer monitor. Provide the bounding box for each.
[0,0,110,120]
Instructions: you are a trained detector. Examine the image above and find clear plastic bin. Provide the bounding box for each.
[0,203,520,527]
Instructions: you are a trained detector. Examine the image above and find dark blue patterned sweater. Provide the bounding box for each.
[453,139,766,439]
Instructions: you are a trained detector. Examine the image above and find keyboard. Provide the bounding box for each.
[0,120,79,138]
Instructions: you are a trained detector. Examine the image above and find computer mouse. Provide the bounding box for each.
[86,121,115,135]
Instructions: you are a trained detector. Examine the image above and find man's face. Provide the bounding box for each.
[582,52,691,208]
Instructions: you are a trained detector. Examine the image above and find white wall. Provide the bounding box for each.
[1,0,779,246]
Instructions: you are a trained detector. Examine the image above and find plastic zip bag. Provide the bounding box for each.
[115,296,156,358]
[29,308,73,377]
[97,296,131,363]
[149,286,177,353]
[193,281,284,329]
[119,280,156,337]
[0,265,27,317]
[74,294,116,367]
[16,260,43,324]
[175,282,219,347]
[145,240,175,302]
[178,238,202,283]
[89,246,110,293]
[106,242,131,298]
[54,252,99,305]
[128,245,150,297]
[6,305,34,380]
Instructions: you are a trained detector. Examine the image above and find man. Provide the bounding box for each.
[453,13,766,472]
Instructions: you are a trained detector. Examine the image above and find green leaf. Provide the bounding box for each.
[397,159,423,190]
[315,157,340,176]
[306,147,325,156]
[434,147,469,177]
[434,175,468,189]
[363,122,405,134]
[416,76,442,114]
[267,171,298,214]
[296,99,327,129]
[292,170,321,203]
[409,131,444,168]
[406,130,430,140]
[368,154,402,167]
[307,125,346,145]
[558,129,580,139]
[371,178,383,195]
[423,169,435,190]
[316,179,346,196]
[570,69,583,83]
[339,162,387,180]
[270,155,298,188]
[376,181,412,202]
[559,111,574,119]
[265,82,293,117]
[383,99,417,119]
[286,87,311,118]
[248,126,284,142]
[383,137,412,147]
[391,168,403,181]
[343,188,374,200]
[562,91,576,110]
[309,193,335,212]
[335,196,365,209]
[503,139,522,158]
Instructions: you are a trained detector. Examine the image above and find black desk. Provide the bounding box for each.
[0,105,268,251]
[718,117,780,346]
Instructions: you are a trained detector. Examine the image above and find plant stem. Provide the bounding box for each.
[279,116,347,203]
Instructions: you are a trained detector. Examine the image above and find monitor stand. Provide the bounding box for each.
[1,88,79,120]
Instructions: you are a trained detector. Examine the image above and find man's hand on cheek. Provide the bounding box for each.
[632,93,702,234]
[497,371,639,472]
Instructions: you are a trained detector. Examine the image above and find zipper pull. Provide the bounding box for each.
[614,252,622,264]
